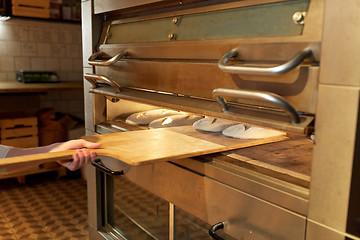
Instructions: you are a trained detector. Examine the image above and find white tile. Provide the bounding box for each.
[40,100,55,109]
[53,100,68,113]
[60,58,73,71]
[67,72,83,81]
[0,56,14,71]
[51,44,66,57]
[28,28,48,43]
[14,57,30,71]
[6,72,16,81]
[0,73,7,81]
[57,72,68,81]
[21,42,37,57]
[68,99,83,112]
[50,30,66,43]
[60,91,75,100]
[64,31,74,44]
[44,58,60,71]
[37,43,52,57]
[0,24,12,41]
[30,58,46,71]
[46,91,61,100]
[38,93,48,101]
[69,111,84,120]
[11,26,29,41]
[66,44,82,58]
[72,58,83,70]
[64,30,82,44]
[6,42,21,56]
[0,41,7,55]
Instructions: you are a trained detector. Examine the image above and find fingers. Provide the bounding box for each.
[63,149,98,171]
[69,139,101,150]
[82,141,101,149]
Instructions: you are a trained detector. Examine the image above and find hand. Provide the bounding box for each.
[50,139,101,171]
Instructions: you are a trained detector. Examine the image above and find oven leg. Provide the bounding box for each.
[169,203,175,240]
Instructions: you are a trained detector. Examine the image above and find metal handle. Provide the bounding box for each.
[209,222,225,240]
[84,73,121,93]
[91,159,124,175]
[212,88,300,123]
[88,50,127,66]
[218,48,312,76]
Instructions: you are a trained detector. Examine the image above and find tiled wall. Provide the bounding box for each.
[0,18,84,119]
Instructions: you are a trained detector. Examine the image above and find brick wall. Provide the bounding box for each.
[0,18,84,119]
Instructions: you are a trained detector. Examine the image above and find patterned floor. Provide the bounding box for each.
[0,172,88,240]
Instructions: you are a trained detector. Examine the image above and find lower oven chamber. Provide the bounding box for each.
[87,100,311,240]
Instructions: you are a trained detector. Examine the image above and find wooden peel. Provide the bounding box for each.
[0,127,288,174]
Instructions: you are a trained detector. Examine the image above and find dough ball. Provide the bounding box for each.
[193,117,236,132]
[149,114,203,129]
[222,124,246,137]
[222,125,286,139]
[126,109,185,125]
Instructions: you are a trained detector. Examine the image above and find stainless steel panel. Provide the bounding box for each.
[124,162,306,240]
[94,61,318,112]
[106,1,309,44]
[171,157,309,216]
[81,1,102,68]
[319,0,360,87]
[81,1,92,68]
[309,84,360,232]
[306,220,356,240]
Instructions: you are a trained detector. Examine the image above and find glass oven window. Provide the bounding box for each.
[101,174,235,239]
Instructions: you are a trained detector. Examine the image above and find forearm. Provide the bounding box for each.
[6,143,61,158]
[1,139,100,174]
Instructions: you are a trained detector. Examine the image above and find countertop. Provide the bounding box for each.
[0,82,83,93]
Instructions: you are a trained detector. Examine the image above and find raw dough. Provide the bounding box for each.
[126,109,185,125]
[149,115,203,129]
[222,125,286,139]
[193,117,236,132]
[221,124,246,137]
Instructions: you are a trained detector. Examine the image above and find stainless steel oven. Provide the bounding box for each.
[81,0,360,239]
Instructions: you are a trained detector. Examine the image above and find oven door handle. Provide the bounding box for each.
[212,88,300,123]
[88,50,128,66]
[218,48,312,76]
[91,159,125,175]
[209,222,225,240]
[84,73,121,93]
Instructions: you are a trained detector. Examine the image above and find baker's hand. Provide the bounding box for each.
[50,139,101,171]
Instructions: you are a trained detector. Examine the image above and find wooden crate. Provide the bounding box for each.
[0,116,39,148]
[0,115,66,183]
[12,0,50,18]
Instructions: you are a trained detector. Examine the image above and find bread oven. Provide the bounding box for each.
[81,0,360,239]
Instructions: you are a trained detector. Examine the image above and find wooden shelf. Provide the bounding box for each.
[0,82,83,93]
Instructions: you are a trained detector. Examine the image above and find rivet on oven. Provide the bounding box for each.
[172,17,180,24]
[293,12,306,24]
[168,33,176,40]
